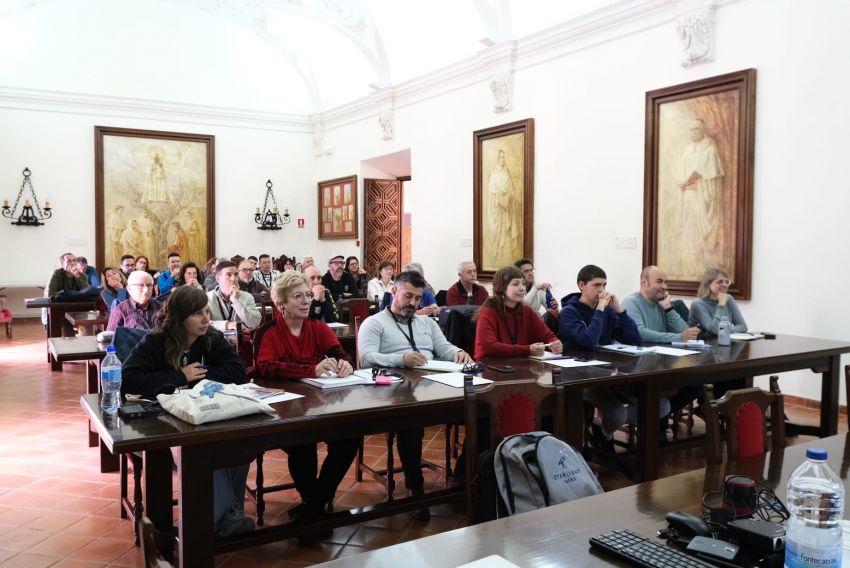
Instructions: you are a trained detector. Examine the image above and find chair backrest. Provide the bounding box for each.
[435,289,448,307]
[338,298,377,324]
[439,305,478,354]
[703,376,785,464]
[463,372,567,522]
[353,315,363,369]
[259,299,275,324]
[139,516,175,568]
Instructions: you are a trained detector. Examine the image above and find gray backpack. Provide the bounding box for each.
[494,431,603,515]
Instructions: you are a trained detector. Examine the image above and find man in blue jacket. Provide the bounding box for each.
[558,264,669,452]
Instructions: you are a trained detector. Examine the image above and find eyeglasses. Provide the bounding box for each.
[290,292,315,302]
[130,283,154,289]
[330,260,344,265]
[462,362,485,374]
[238,268,253,273]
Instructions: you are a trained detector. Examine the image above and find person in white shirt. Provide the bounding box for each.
[367,260,395,303]
[514,258,558,315]
[207,261,261,331]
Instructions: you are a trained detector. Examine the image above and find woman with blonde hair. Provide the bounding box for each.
[688,267,747,335]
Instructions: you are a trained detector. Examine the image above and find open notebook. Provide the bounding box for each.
[300,368,402,389]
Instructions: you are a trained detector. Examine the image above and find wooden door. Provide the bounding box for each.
[364,178,403,277]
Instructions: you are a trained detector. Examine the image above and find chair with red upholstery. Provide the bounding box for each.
[463,371,567,524]
[703,375,785,464]
[337,298,376,324]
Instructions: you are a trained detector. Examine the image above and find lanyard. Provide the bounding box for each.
[216,292,234,321]
[388,306,418,352]
[258,271,273,288]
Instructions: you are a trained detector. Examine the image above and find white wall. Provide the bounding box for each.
[314,0,850,400]
[2,0,848,401]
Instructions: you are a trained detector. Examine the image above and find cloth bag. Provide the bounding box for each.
[156,379,276,425]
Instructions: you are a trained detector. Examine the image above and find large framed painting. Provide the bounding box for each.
[318,175,358,239]
[95,126,215,270]
[643,69,756,299]
[473,118,534,280]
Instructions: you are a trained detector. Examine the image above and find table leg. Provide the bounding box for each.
[177,445,215,568]
[100,439,119,473]
[145,449,175,560]
[821,354,840,437]
[88,361,99,447]
[565,389,585,451]
[636,380,660,482]
[47,308,63,371]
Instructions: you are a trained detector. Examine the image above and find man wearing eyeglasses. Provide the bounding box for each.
[358,270,473,521]
[304,265,338,323]
[156,253,182,296]
[321,254,362,302]
[107,271,163,331]
[207,261,261,331]
[236,260,269,304]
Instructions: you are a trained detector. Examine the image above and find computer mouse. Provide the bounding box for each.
[665,511,712,539]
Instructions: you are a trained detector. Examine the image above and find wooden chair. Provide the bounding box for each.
[703,376,785,464]
[139,516,176,568]
[463,371,567,524]
[337,298,376,324]
[0,291,12,339]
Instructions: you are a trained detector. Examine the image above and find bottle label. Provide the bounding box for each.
[101,368,121,383]
[785,539,842,568]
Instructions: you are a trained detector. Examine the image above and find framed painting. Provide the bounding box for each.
[95,126,215,271]
[318,175,358,239]
[643,69,756,299]
[473,118,534,280]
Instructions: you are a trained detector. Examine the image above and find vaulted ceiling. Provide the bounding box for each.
[0,0,621,115]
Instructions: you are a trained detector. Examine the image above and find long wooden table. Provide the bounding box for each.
[65,310,108,335]
[317,434,850,567]
[26,297,98,370]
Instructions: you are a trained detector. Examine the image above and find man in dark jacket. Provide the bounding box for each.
[321,255,362,301]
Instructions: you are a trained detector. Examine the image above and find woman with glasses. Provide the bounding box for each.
[367,260,395,303]
[345,256,369,297]
[254,271,359,531]
[688,267,747,335]
[473,265,562,360]
[122,286,253,537]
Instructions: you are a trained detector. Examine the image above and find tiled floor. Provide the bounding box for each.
[0,319,839,566]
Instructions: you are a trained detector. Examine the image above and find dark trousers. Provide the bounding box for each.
[285,437,361,506]
[396,427,425,491]
[669,385,704,415]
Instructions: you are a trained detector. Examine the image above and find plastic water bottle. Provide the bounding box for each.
[717,316,731,346]
[545,289,555,309]
[784,447,843,568]
[100,345,122,415]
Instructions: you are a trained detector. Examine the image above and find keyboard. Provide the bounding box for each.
[589,528,717,568]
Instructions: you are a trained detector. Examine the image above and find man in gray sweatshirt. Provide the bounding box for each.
[621,266,699,343]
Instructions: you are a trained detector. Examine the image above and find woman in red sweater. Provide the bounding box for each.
[255,271,358,529]
[474,266,563,360]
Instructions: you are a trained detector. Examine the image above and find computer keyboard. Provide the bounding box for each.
[589,528,717,567]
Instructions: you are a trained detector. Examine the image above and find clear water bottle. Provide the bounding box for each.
[100,345,122,415]
[717,316,731,346]
[784,447,843,568]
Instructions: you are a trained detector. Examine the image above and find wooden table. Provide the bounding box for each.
[49,336,118,472]
[65,310,108,335]
[26,297,98,370]
[317,434,850,567]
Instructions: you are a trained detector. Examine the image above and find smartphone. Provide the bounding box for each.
[118,403,161,419]
[488,365,516,374]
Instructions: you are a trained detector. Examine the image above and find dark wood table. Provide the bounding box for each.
[26,297,99,370]
[49,336,118,472]
[317,434,850,567]
[65,310,108,335]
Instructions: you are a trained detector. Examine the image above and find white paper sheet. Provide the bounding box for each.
[326,322,349,329]
[542,358,611,368]
[416,360,466,373]
[423,372,492,388]
[651,346,701,357]
[599,344,657,356]
[456,556,522,568]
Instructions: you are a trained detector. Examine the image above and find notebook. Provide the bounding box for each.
[415,360,466,373]
[300,368,402,389]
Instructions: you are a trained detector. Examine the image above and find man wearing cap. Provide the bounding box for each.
[321,255,362,302]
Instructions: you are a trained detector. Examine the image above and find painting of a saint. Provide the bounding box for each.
[481,135,524,270]
[96,127,214,270]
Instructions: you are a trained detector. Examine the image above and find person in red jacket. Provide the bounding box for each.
[445,261,489,306]
[255,270,358,532]
[473,265,563,359]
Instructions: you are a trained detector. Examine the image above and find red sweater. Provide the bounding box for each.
[256,315,351,380]
[446,281,489,306]
[474,304,558,359]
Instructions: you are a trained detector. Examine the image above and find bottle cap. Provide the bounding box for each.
[806,447,827,461]
[106,345,116,352]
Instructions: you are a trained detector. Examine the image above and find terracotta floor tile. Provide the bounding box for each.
[215,553,282,568]
[0,526,51,552]
[23,511,87,532]
[0,551,62,568]
[277,542,343,564]
[64,515,124,537]
[27,532,95,556]
[345,525,405,547]
[50,559,109,568]
[66,537,134,563]
[108,546,144,568]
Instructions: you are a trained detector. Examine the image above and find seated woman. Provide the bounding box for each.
[134,255,156,277]
[121,286,254,537]
[255,271,360,525]
[345,256,370,298]
[178,262,204,290]
[100,266,128,311]
[688,267,748,335]
[367,260,394,303]
[474,265,563,359]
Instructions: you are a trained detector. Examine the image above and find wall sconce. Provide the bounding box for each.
[255,179,290,230]
[2,167,52,226]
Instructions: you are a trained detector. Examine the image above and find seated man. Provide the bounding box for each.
[156,253,182,296]
[76,256,101,288]
[107,270,163,331]
[254,253,280,289]
[559,264,669,451]
[119,255,136,278]
[305,265,338,323]
[358,270,473,520]
[514,258,558,315]
[203,257,227,291]
[445,261,489,306]
[246,255,258,270]
[237,259,269,304]
[321,255,362,301]
[206,261,261,330]
[622,265,703,431]
[402,262,440,317]
[298,255,314,273]
[47,252,91,334]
